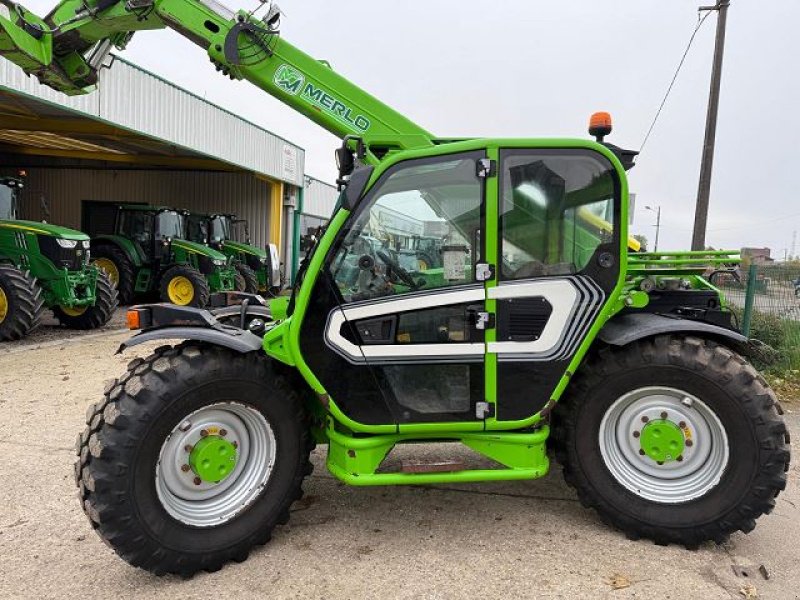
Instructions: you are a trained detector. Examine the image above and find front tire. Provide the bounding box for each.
[234,262,259,294]
[553,335,790,546]
[52,270,119,330]
[75,343,313,576]
[0,264,45,341]
[92,244,136,305]
[159,264,210,308]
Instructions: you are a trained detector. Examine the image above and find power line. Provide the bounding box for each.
[639,11,713,154]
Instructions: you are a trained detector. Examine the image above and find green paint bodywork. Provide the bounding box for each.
[189,435,237,483]
[0,179,100,308]
[0,2,739,485]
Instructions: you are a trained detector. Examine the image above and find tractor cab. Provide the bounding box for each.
[0,177,21,221]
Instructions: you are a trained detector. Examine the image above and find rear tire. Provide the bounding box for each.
[552,335,790,546]
[234,262,259,294]
[75,343,314,576]
[92,244,136,305]
[0,264,45,341]
[52,270,119,330]
[159,264,210,308]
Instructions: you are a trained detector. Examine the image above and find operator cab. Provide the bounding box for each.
[0,176,23,221]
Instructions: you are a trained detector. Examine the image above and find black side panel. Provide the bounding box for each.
[496,360,568,421]
[496,297,552,342]
[298,271,396,426]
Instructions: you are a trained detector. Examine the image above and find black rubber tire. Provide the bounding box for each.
[0,264,45,341]
[75,342,314,576]
[234,262,259,294]
[52,270,119,330]
[158,264,210,308]
[92,244,136,305]
[552,335,790,547]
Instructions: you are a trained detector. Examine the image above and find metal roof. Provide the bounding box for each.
[0,56,305,185]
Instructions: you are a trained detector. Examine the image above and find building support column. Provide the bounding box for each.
[269,179,284,254]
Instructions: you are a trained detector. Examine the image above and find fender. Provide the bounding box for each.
[117,303,264,354]
[597,312,764,357]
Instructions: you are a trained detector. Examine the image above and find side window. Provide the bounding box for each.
[330,154,483,303]
[500,150,618,280]
[119,212,153,246]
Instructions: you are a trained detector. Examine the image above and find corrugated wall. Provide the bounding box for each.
[17,169,274,248]
[0,58,305,186]
[303,177,339,218]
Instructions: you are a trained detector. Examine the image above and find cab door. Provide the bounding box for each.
[489,148,623,423]
[297,151,491,427]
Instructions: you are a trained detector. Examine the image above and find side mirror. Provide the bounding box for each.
[267,243,281,288]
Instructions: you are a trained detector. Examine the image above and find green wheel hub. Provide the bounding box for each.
[189,435,238,483]
[640,419,685,463]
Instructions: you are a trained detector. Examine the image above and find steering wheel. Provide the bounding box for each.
[377,250,420,289]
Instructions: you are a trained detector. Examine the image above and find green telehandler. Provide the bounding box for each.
[90,204,238,307]
[0,174,117,340]
[185,211,281,294]
[0,0,789,577]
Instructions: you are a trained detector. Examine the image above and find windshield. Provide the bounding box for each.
[210,216,231,243]
[186,214,208,243]
[156,211,185,240]
[0,184,15,220]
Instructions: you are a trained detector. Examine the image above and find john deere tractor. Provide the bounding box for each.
[0,175,117,340]
[1,0,789,578]
[186,212,280,294]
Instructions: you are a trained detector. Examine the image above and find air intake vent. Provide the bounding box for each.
[497,297,553,342]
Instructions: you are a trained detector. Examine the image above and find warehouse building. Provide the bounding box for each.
[0,55,338,285]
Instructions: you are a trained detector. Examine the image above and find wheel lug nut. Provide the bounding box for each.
[232,441,238,449]
[641,416,649,423]
[633,431,640,438]
[184,444,192,453]
[638,449,646,456]
[193,477,201,485]
[686,440,693,447]
[677,455,684,462]
[679,421,686,428]
[220,428,227,437]
[657,461,664,465]
[200,429,209,437]
[181,464,190,472]
[660,411,668,419]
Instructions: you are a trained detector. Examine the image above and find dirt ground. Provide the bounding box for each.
[0,322,798,599]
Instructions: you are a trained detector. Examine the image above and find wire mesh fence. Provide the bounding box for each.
[714,263,800,372]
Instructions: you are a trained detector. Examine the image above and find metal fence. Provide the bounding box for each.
[714,263,800,371]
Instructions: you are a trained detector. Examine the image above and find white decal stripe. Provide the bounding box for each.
[488,279,579,354]
[343,287,485,321]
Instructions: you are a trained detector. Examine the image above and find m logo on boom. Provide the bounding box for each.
[275,65,305,96]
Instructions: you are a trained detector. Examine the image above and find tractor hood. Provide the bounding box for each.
[0,219,89,240]
[171,239,229,261]
[222,240,267,259]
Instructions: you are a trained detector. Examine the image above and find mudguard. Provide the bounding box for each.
[598,312,763,357]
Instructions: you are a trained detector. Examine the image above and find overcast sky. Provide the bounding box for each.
[23,0,800,255]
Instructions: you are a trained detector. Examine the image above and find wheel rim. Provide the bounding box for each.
[93,258,119,286]
[167,276,195,305]
[155,402,276,527]
[0,287,7,324]
[60,305,88,316]
[598,386,729,504]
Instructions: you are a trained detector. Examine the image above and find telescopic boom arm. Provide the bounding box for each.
[0,0,433,161]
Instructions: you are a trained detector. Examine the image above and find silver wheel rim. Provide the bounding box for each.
[156,402,276,527]
[598,386,729,504]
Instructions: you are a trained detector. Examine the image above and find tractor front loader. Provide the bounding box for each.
[0,174,117,340]
[0,0,789,578]
[90,204,237,307]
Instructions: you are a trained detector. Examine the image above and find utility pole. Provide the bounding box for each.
[691,0,731,250]
[646,205,662,252]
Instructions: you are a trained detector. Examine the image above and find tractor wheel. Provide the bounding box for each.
[92,245,136,305]
[75,342,314,576]
[0,264,45,341]
[159,265,210,308]
[552,335,790,547]
[234,262,259,294]
[52,271,119,330]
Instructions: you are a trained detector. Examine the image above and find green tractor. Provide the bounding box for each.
[185,212,280,295]
[0,175,117,340]
[3,0,789,578]
[90,205,237,308]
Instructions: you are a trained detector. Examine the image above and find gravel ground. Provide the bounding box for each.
[0,329,797,599]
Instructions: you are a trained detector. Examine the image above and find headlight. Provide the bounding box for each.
[82,240,90,249]
[212,259,225,266]
[259,257,269,264]
[56,239,78,249]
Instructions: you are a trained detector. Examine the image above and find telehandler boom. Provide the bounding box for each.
[0,0,788,577]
